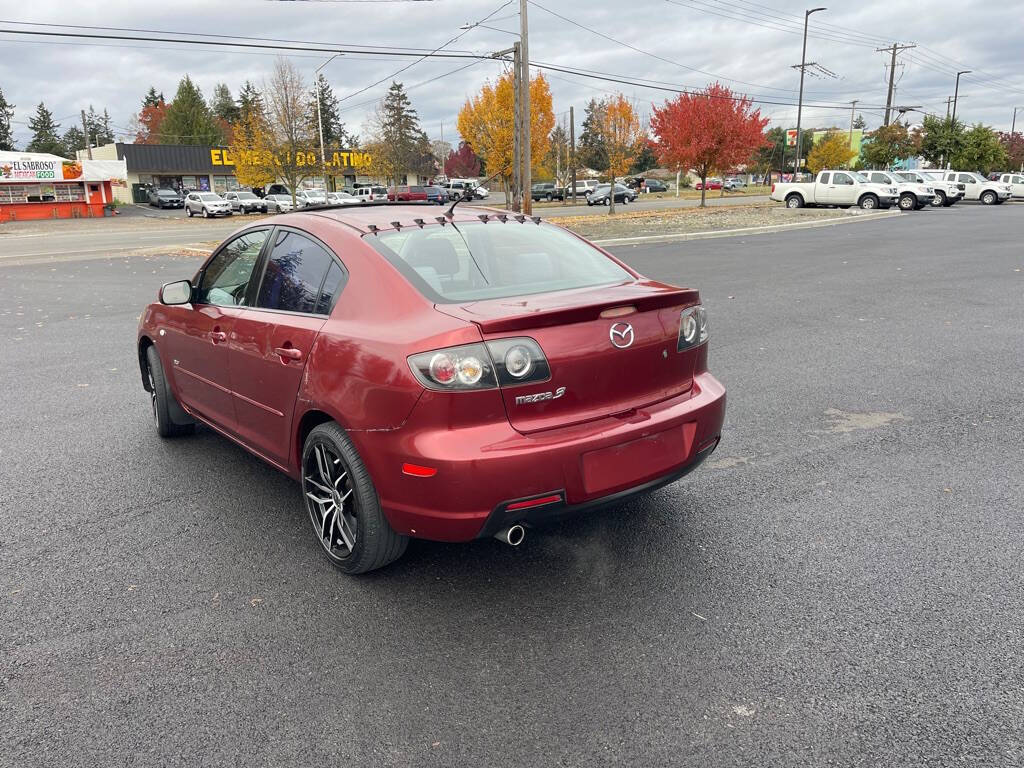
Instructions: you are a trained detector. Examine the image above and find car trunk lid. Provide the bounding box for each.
[438,281,701,433]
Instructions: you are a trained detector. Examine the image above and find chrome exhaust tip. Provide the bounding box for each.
[494,524,526,547]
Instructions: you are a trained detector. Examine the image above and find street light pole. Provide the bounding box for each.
[951,70,970,123]
[1012,106,1020,135]
[520,0,532,215]
[794,7,826,180]
[315,53,343,192]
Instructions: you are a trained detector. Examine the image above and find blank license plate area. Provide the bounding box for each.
[580,425,689,496]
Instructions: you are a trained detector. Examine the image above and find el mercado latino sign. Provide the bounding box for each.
[0,158,84,181]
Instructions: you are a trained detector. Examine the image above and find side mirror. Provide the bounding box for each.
[159,279,193,306]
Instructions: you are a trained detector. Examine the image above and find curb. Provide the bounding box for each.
[589,209,903,246]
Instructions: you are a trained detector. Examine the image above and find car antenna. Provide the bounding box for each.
[444,169,503,219]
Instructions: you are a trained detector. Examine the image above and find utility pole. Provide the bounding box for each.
[794,7,826,180]
[848,99,858,141]
[81,110,92,160]
[952,70,970,123]
[520,0,532,214]
[569,105,577,205]
[1012,106,1019,135]
[945,96,953,119]
[876,43,916,126]
[315,54,342,191]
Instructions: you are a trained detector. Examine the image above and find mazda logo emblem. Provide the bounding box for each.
[609,322,635,349]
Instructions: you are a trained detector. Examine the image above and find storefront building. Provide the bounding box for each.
[83,143,420,203]
[0,151,126,221]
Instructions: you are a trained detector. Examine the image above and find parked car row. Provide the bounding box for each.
[769,168,1014,211]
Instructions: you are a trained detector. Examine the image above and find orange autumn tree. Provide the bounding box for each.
[458,71,554,207]
[600,94,644,214]
[651,82,769,207]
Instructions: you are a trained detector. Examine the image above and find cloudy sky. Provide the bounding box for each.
[1,0,1022,149]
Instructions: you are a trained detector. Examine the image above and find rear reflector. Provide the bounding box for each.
[402,463,437,477]
[506,493,563,511]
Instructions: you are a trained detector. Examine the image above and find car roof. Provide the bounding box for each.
[300,203,524,235]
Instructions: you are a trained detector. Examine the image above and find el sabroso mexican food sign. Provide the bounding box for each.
[0,158,83,182]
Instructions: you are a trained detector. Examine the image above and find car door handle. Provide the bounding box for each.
[274,346,303,361]
[210,331,227,343]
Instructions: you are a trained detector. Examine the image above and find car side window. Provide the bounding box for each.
[315,262,347,315]
[959,174,974,184]
[197,229,269,307]
[819,173,830,184]
[255,229,339,314]
[833,173,852,185]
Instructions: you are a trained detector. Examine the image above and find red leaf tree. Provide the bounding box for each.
[444,141,481,178]
[999,131,1024,171]
[650,82,769,207]
[135,101,168,145]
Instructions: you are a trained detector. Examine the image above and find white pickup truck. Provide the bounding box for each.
[896,170,963,207]
[863,170,934,211]
[929,171,1011,205]
[997,172,1024,198]
[770,170,897,210]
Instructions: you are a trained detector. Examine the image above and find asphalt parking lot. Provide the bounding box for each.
[1,203,1022,766]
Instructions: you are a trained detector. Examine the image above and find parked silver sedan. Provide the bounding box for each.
[184,192,232,218]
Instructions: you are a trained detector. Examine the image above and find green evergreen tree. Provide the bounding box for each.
[210,83,240,124]
[143,86,165,108]
[378,81,430,176]
[160,75,224,145]
[84,105,115,147]
[308,74,353,148]
[578,98,608,171]
[61,125,86,156]
[629,140,657,174]
[0,85,15,151]
[853,113,866,130]
[238,80,264,121]
[26,102,64,155]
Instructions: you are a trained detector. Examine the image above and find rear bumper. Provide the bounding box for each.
[360,371,726,542]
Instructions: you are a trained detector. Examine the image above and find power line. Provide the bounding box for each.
[336,0,514,105]
[532,0,812,94]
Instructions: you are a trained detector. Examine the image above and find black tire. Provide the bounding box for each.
[301,422,408,574]
[546,193,553,201]
[931,190,946,207]
[202,207,210,218]
[981,191,997,205]
[145,345,195,438]
[898,193,916,211]
[859,194,879,210]
[186,206,193,217]
[785,194,804,209]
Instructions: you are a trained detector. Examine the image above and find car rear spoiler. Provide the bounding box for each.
[445,284,701,334]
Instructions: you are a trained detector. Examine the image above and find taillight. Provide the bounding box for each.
[771,183,776,194]
[678,305,708,351]
[408,338,550,391]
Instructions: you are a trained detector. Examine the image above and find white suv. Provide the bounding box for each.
[185,192,232,218]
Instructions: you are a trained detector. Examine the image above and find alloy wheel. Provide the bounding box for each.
[303,440,359,561]
[147,364,158,422]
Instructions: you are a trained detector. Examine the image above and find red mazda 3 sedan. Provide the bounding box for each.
[137,204,725,573]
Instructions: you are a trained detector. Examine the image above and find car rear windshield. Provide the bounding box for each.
[366,221,631,303]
